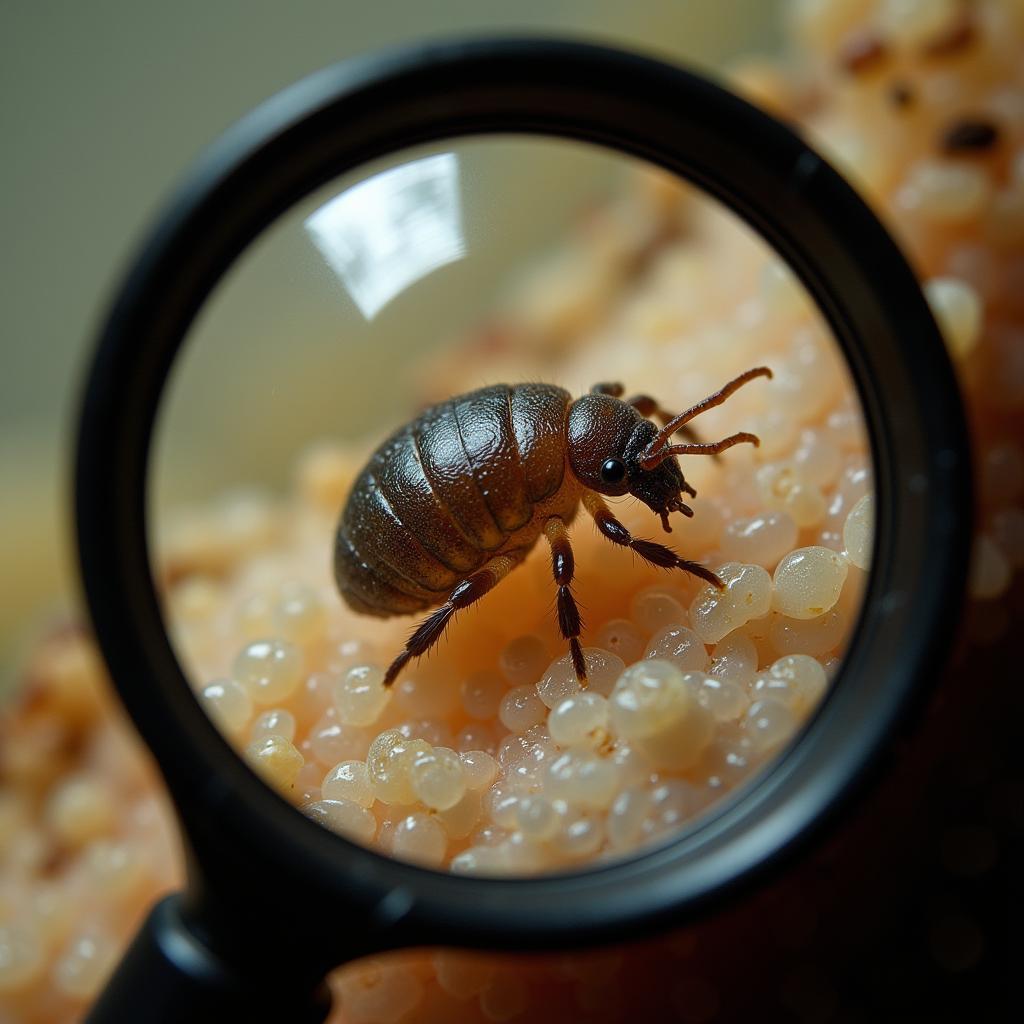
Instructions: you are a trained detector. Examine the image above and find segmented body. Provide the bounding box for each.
[335,383,580,618]
[334,367,770,686]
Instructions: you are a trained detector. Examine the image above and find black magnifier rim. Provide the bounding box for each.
[75,37,970,958]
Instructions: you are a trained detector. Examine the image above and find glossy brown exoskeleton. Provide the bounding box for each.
[335,367,772,685]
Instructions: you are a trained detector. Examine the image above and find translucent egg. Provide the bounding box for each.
[751,655,828,715]
[496,734,532,767]
[302,798,377,844]
[294,761,323,804]
[456,722,497,755]
[548,692,610,749]
[450,845,505,875]
[235,592,274,641]
[630,589,688,633]
[249,707,296,744]
[689,562,773,643]
[461,670,506,720]
[456,750,498,792]
[392,673,460,720]
[786,483,828,528]
[410,747,466,811]
[690,674,749,723]
[609,743,653,788]
[745,698,799,753]
[721,511,798,568]
[644,780,707,838]
[708,631,758,685]
[333,665,390,727]
[772,546,849,619]
[391,813,448,868]
[769,607,848,657]
[609,660,688,739]
[199,679,253,736]
[307,711,371,765]
[703,726,760,788]
[594,618,646,664]
[774,333,843,421]
[632,702,716,772]
[499,685,547,733]
[644,624,710,670]
[607,786,654,851]
[271,581,326,645]
[398,718,453,748]
[757,464,827,528]
[295,672,338,725]
[610,661,714,770]
[498,635,550,686]
[843,493,874,570]
[793,429,842,488]
[515,795,561,841]
[743,406,799,460]
[544,751,619,809]
[536,655,582,709]
[578,648,629,697]
[437,789,483,840]
[321,760,374,808]
[366,730,432,805]
[232,639,303,705]
[826,404,867,452]
[548,807,605,860]
[485,785,523,830]
[244,735,304,792]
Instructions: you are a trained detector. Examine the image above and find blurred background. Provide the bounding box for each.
[0,0,782,695]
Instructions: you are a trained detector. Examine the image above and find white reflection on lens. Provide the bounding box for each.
[304,153,465,320]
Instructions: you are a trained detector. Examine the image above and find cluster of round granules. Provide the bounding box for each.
[175,485,869,875]
[4,1,1024,1019]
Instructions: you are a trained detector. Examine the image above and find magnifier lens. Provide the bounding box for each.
[151,136,873,875]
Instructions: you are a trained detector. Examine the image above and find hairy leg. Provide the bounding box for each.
[543,516,587,683]
[383,553,521,686]
[582,492,724,590]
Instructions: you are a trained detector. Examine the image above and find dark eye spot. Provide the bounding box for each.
[601,458,627,484]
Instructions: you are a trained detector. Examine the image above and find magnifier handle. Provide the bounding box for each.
[86,895,332,1024]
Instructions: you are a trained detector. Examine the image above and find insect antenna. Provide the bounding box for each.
[639,366,773,470]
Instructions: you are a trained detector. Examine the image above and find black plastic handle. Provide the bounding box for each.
[85,896,332,1024]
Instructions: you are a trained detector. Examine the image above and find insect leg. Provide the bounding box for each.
[383,553,521,686]
[543,516,587,684]
[582,492,724,591]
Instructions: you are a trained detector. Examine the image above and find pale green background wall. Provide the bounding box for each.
[0,0,781,688]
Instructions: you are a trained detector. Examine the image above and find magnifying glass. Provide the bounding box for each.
[74,38,970,1023]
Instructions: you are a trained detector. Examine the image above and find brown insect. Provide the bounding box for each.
[334,367,772,686]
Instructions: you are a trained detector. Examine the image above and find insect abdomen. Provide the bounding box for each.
[335,383,572,618]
